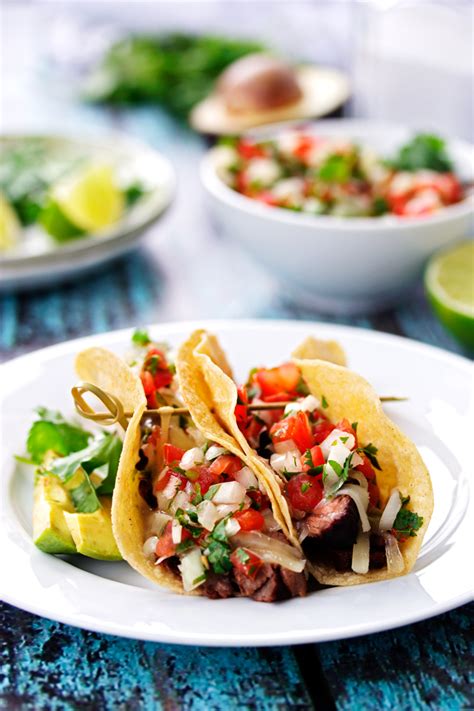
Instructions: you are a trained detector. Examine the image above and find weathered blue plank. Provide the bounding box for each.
[0,603,312,711]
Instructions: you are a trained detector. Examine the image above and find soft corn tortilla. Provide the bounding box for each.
[293,357,433,585]
[75,347,187,594]
[177,330,300,548]
[186,331,433,586]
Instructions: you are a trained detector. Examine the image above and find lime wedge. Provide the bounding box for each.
[0,192,21,251]
[51,163,124,232]
[425,241,474,349]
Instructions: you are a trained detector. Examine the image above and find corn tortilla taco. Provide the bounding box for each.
[185,329,433,586]
[76,335,307,601]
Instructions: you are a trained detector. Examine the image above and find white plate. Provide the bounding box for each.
[0,319,472,646]
[0,134,175,291]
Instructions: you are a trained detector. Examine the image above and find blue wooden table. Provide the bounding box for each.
[1,5,473,708]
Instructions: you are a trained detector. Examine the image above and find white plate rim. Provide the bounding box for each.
[0,319,472,646]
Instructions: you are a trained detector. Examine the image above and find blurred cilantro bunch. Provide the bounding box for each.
[82,33,266,120]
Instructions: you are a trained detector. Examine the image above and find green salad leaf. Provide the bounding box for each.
[26,408,92,464]
[82,33,266,119]
[48,432,122,489]
[391,133,453,173]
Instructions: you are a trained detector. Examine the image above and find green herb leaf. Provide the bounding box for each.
[26,408,92,465]
[321,395,329,409]
[235,547,250,564]
[301,481,311,493]
[132,328,151,346]
[206,540,232,574]
[295,376,310,396]
[48,433,122,491]
[69,473,101,513]
[318,154,353,183]
[391,133,453,173]
[393,507,423,538]
[358,443,381,471]
[351,422,358,432]
[204,483,220,501]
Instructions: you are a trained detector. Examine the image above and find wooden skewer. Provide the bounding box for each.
[72,382,407,429]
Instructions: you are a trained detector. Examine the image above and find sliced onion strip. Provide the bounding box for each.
[336,484,371,532]
[379,489,402,531]
[383,532,405,574]
[351,530,370,574]
[232,531,305,573]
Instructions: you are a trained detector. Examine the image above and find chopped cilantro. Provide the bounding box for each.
[340,436,349,444]
[372,196,389,216]
[327,459,342,477]
[175,508,202,538]
[295,376,310,396]
[393,507,423,538]
[318,154,353,183]
[351,422,358,432]
[321,395,329,409]
[235,547,250,564]
[358,443,381,471]
[176,538,194,554]
[146,355,160,375]
[192,573,207,585]
[391,133,452,173]
[132,328,151,346]
[301,481,311,494]
[206,540,232,574]
[191,484,203,506]
[204,483,220,501]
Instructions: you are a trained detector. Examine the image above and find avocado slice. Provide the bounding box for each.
[33,475,77,554]
[64,496,122,561]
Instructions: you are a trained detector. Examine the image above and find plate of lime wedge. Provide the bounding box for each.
[0,134,175,290]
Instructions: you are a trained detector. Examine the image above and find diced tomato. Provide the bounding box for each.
[155,522,175,557]
[154,468,187,493]
[237,140,266,160]
[270,411,314,453]
[247,489,268,511]
[163,443,185,466]
[234,508,265,531]
[255,362,300,398]
[230,547,263,579]
[140,370,155,396]
[209,454,243,478]
[155,522,191,558]
[285,473,323,512]
[433,173,462,203]
[301,445,324,472]
[335,418,358,446]
[255,191,279,206]
[145,347,167,367]
[313,421,335,444]
[195,466,220,495]
[355,453,376,480]
[293,135,314,162]
[153,369,173,389]
[368,481,380,507]
[241,416,264,447]
[235,385,249,428]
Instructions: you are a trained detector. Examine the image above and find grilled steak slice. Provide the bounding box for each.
[280,567,307,597]
[203,573,235,599]
[304,495,358,547]
[234,563,279,600]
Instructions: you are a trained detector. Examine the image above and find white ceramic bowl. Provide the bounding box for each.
[201,120,474,314]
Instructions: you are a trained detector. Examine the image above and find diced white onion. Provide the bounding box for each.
[162,475,181,500]
[351,452,364,468]
[298,523,309,543]
[379,489,402,531]
[196,500,220,531]
[320,429,356,458]
[270,450,301,475]
[232,531,305,573]
[169,490,190,514]
[326,441,352,472]
[215,503,240,519]
[274,439,297,454]
[234,466,259,489]
[211,481,247,505]
[186,427,207,447]
[143,536,158,559]
[262,509,281,533]
[284,395,320,416]
[179,548,206,592]
[351,530,370,574]
[179,447,204,471]
[171,520,183,544]
[383,532,405,574]
[246,158,281,186]
[148,511,171,536]
[337,484,371,532]
[224,518,241,537]
[349,471,368,490]
[205,445,227,461]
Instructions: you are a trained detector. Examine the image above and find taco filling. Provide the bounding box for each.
[130,334,307,601]
[234,360,426,578]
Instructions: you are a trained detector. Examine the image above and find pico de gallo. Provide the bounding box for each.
[235,361,424,576]
[213,131,464,218]
[130,330,307,601]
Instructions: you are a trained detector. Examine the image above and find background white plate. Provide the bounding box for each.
[0,320,472,646]
[0,134,175,291]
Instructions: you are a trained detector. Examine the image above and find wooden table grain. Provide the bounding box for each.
[1,5,473,708]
